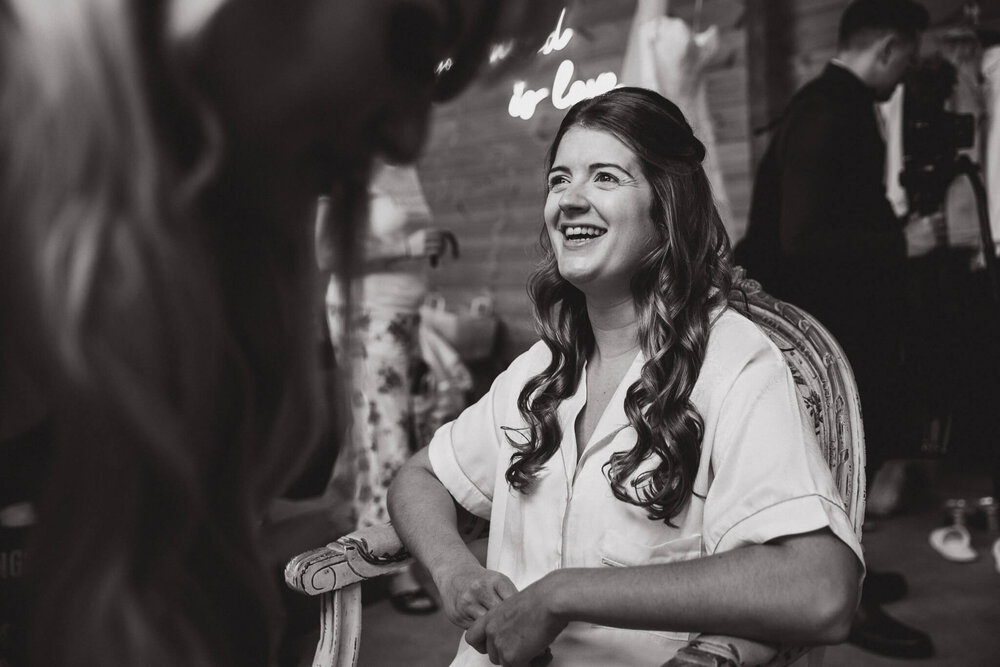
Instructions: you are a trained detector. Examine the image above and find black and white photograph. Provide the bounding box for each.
[1,1,998,666]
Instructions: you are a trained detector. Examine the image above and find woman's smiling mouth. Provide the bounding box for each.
[560,224,607,243]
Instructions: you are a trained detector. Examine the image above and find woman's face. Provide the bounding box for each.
[193,0,493,221]
[544,126,659,299]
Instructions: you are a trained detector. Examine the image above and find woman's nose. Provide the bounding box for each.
[558,183,589,215]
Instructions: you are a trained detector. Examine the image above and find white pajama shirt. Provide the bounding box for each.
[427,309,864,666]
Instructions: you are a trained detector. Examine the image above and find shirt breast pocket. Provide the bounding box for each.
[597,532,704,642]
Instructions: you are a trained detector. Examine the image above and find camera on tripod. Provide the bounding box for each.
[899,55,976,216]
[898,52,998,301]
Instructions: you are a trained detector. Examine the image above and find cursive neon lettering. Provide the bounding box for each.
[504,7,618,121]
[538,8,573,55]
[508,81,550,120]
[435,58,453,75]
[551,60,618,110]
[489,41,514,65]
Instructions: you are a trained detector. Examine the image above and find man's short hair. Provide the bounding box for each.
[838,0,930,50]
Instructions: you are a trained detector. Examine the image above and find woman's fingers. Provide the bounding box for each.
[446,568,518,632]
[423,230,445,255]
[420,228,457,263]
[441,230,460,258]
[466,614,488,653]
[494,575,518,600]
[460,600,489,626]
[487,635,501,665]
[467,614,511,666]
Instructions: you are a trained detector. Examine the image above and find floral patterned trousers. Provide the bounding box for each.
[328,303,420,530]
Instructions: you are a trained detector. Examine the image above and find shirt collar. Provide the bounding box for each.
[825,60,877,103]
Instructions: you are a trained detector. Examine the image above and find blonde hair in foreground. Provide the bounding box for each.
[0,1,322,665]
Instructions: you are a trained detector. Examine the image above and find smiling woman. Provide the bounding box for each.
[513,88,728,519]
[543,127,656,295]
[388,87,864,667]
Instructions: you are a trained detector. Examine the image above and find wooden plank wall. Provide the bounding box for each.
[417,0,751,361]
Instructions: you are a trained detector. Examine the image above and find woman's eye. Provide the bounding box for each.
[547,176,568,191]
[595,172,619,184]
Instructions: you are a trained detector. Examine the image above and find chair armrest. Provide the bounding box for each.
[663,638,742,667]
[663,635,810,667]
[284,512,489,597]
[284,523,413,596]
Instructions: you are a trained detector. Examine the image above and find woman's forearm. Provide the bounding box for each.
[360,237,415,270]
[544,530,859,645]
[387,448,481,585]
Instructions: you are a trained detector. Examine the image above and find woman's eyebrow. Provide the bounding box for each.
[590,162,634,178]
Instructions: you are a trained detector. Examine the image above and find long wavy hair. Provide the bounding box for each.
[0,1,322,665]
[506,87,733,524]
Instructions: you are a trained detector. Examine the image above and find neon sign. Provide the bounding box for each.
[538,8,574,55]
[489,41,514,65]
[507,8,618,121]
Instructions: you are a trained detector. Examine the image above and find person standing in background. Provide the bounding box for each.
[736,0,937,659]
[317,163,454,614]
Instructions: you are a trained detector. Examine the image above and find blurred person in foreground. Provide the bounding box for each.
[388,87,863,667]
[0,0,550,665]
[735,0,936,658]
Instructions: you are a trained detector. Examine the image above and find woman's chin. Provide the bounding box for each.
[559,268,635,302]
[561,272,610,299]
[557,265,594,287]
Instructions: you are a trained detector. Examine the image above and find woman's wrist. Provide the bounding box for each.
[428,549,482,588]
[540,568,576,622]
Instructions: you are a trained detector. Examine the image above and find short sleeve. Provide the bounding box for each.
[702,349,864,568]
[427,343,547,520]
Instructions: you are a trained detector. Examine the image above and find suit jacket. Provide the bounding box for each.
[736,63,906,359]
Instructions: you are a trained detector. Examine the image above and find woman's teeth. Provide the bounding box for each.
[563,226,606,240]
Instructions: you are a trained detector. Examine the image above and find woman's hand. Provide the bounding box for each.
[436,562,519,629]
[405,228,458,265]
[464,573,568,666]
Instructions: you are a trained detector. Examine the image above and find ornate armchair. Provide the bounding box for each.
[285,268,866,667]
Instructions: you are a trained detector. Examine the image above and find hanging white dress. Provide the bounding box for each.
[620,0,735,238]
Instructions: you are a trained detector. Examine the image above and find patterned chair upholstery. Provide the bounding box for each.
[285,267,866,667]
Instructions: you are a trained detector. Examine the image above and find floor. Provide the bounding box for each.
[284,459,1000,666]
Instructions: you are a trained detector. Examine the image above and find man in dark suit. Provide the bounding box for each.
[736,0,938,659]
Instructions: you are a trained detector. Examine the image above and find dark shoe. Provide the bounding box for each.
[863,570,908,604]
[389,588,439,615]
[848,601,934,659]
